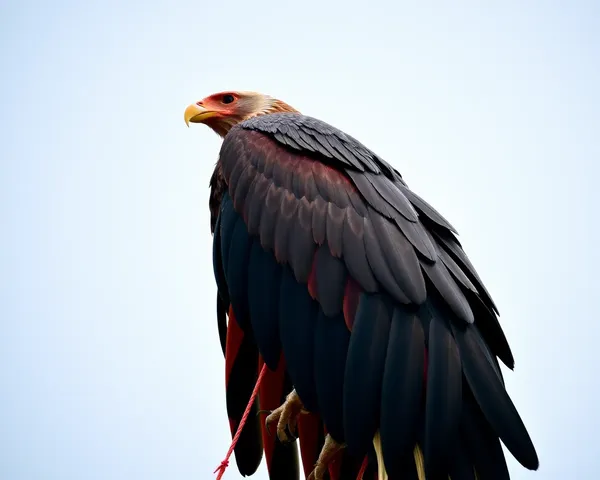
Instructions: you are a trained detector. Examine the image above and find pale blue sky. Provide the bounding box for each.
[1,1,599,479]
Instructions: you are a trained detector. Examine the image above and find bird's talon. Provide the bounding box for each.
[307,434,346,480]
[264,389,304,443]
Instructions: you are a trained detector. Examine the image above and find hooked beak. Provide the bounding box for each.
[184,103,218,127]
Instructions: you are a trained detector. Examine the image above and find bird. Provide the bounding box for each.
[184,91,539,480]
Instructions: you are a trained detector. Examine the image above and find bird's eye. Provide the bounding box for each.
[222,94,235,104]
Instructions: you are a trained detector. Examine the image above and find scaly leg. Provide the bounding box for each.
[265,389,307,443]
[307,434,346,480]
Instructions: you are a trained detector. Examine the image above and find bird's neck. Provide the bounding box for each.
[266,99,300,114]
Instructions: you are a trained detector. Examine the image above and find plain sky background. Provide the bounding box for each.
[1,1,599,479]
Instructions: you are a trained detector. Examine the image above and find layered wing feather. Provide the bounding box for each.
[212,113,538,479]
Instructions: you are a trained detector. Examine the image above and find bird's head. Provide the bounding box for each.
[184,91,299,137]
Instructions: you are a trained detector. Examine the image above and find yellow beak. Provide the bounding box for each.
[184,103,217,127]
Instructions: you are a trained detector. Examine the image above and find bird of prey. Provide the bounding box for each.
[184,91,539,480]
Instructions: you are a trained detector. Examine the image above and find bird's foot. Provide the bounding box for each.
[265,389,306,443]
[307,434,346,480]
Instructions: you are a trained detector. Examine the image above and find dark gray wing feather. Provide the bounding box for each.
[215,115,538,478]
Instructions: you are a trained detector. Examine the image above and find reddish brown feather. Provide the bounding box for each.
[222,132,362,214]
[343,277,362,330]
[257,353,288,475]
[297,413,324,478]
[328,450,344,480]
[357,456,370,480]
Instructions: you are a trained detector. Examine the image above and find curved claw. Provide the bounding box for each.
[264,414,274,437]
[257,409,273,417]
[283,423,298,442]
[257,409,274,436]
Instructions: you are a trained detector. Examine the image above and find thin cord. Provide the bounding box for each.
[214,363,268,480]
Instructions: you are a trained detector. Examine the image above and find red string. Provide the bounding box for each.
[214,363,268,480]
[356,455,369,480]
